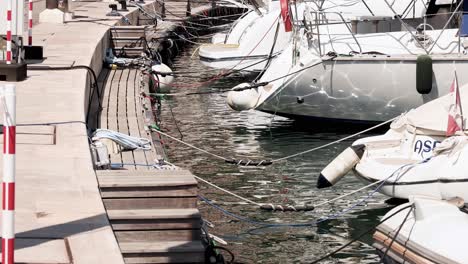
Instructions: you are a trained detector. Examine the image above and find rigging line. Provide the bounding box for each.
[194,167,399,208]
[199,163,413,227]
[148,116,398,165]
[360,0,375,16]
[381,205,414,261]
[147,55,278,91]
[308,204,413,263]
[194,175,261,206]
[254,14,281,82]
[271,117,397,162]
[261,55,335,84]
[153,128,228,161]
[167,101,184,140]
[153,15,281,89]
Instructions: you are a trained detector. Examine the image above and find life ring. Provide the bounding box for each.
[280,0,292,32]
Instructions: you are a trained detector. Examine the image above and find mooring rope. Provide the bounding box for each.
[194,175,261,206]
[194,163,414,212]
[271,117,397,162]
[150,15,281,89]
[199,163,413,224]
[149,116,398,166]
[308,204,414,263]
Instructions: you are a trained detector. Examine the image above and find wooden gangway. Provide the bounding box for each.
[93,68,205,263]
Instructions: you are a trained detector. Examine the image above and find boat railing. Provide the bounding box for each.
[224,9,253,44]
[303,10,363,56]
[425,0,464,54]
[302,1,466,57]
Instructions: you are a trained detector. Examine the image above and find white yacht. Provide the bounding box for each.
[227,0,468,123]
[375,197,468,264]
[317,84,468,200]
[199,0,426,71]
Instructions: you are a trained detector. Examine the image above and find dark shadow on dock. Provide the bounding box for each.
[0,213,109,250]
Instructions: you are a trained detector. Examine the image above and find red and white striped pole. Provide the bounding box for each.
[6,0,13,64]
[28,0,33,46]
[1,84,16,264]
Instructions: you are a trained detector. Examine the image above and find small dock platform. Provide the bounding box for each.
[93,67,205,263]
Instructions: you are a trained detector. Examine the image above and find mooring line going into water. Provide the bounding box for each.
[149,52,338,96]
[271,117,397,162]
[194,163,415,212]
[149,15,281,89]
[197,163,415,226]
[194,175,261,206]
[149,116,398,166]
[308,205,414,263]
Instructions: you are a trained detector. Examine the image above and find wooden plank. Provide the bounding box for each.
[108,69,124,164]
[140,74,159,163]
[107,209,200,220]
[115,229,202,242]
[133,71,151,169]
[374,231,435,264]
[111,218,201,231]
[97,174,196,181]
[107,69,123,131]
[119,241,204,254]
[97,175,196,182]
[98,181,197,189]
[100,186,197,198]
[103,197,198,210]
[97,169,193,176]
[126,69,147,170]
[98,176,197,185]
[123,251,204,264]
[118,69,135,168]
[99,69,116,129]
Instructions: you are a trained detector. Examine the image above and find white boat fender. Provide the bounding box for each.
[317,144,365,189]
[226,83,260,111]
[151,63,174,93]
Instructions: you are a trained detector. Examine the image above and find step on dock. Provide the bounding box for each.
[92,67,205,263]
[97,170,204,263]
[111,26,148,58]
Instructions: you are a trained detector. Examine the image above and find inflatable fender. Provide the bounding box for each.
[226,83,260,111]
[317,144,365,188]
[151,63,174,93]
[416,54,433,94]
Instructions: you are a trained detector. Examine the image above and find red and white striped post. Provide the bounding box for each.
[28,0,33,46]
[1,84,16,264]
[6,0,13,64]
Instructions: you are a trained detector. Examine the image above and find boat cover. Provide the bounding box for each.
[390,83,468,136]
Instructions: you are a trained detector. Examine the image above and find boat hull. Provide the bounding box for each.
[257,56,468,122]
[373,198,468,264]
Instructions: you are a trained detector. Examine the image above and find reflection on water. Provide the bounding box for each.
[159,41,392,263]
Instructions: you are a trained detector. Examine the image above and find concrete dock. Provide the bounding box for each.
[0,0,241,262]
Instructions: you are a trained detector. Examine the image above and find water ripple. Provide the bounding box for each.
[160,40,390,263]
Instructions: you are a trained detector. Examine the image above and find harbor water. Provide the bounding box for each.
[160,39,393,263]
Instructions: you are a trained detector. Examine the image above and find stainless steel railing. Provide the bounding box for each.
[299,0,465,56]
